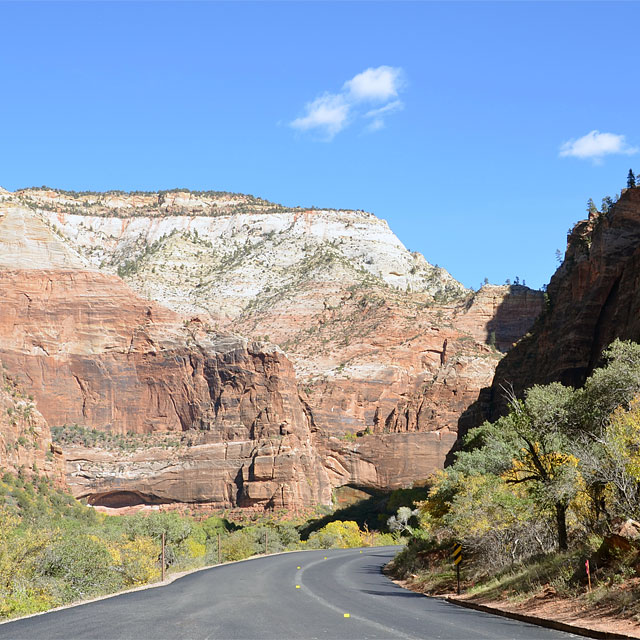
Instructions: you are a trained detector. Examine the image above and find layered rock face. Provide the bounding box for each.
[16,187,467,317]
[0,201,331,509]
[16,188,544,438]
[0,360,65,484]
[0,271,331,509]
[0,267,300,439]
[484,187,640,421]
[0,188,544,509]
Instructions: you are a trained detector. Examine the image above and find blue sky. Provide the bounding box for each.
[1,1,639,290]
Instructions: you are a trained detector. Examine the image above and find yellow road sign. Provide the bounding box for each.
[454,555,462,565]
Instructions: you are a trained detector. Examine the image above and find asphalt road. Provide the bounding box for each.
[0,546,581,640]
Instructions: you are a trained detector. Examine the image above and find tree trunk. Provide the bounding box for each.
[556,502,568,551]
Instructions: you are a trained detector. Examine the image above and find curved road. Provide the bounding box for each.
[0,546,578,639]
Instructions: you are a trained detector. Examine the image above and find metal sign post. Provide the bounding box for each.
[451,544,462,595]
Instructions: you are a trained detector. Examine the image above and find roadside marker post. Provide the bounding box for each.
[585,559,591,592]
[451,543,462,595]
[161,532,166,582]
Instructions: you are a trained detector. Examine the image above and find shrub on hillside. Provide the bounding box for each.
[307,520,363,549]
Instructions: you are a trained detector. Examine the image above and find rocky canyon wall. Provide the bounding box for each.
[0,189,545,510]
[476,186,640,428]
[0,360,65,485]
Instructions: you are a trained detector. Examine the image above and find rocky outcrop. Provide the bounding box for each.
[0,360,65,484]
[320,431,458,489]
[481,187,640,423]
[65,436,331,510]
[457,284,546,353]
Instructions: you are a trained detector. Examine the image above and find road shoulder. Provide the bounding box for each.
[386,574,640,639]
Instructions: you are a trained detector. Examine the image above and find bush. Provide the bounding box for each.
[307,520,363,549]
[221,530,257,562]
[39,534,121,601]
[202,515,234,539]
[109,537,160,587]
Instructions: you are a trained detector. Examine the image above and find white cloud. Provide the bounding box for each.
[344,66,405,102]
[366,118,385,133]
[289,66,405,140]
[363,100,404,134]
[364,100,404,119]
[290,93,349,140]
[559,130,638,161]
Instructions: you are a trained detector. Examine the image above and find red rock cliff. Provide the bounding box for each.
[0,268,334,509]
[0,361,65,484]
[484,187,640,421]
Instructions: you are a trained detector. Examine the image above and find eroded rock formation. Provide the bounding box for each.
[0,269,331,508]
[0,188,544,509]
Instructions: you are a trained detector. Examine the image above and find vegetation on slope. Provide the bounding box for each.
[16,187,298,218]
[388,339,640,623]
[300,485,429,539]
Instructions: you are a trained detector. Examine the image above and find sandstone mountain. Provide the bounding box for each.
[0,187,543,510]
[15,188,544,435]
[478,186,640,426]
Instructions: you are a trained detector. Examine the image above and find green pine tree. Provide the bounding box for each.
[627,169,636,189]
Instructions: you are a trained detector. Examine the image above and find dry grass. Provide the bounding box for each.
[388,536,640,630]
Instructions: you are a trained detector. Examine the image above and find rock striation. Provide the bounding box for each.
[0,269,332,509]
[0,188,544,509]
[16,188,544,433]
[16,187,467,316]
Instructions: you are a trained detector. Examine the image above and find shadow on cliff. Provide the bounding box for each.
[299,484,429,539]
[445,286,546,466]
[484,284,544,353]
[444,387,494,467]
